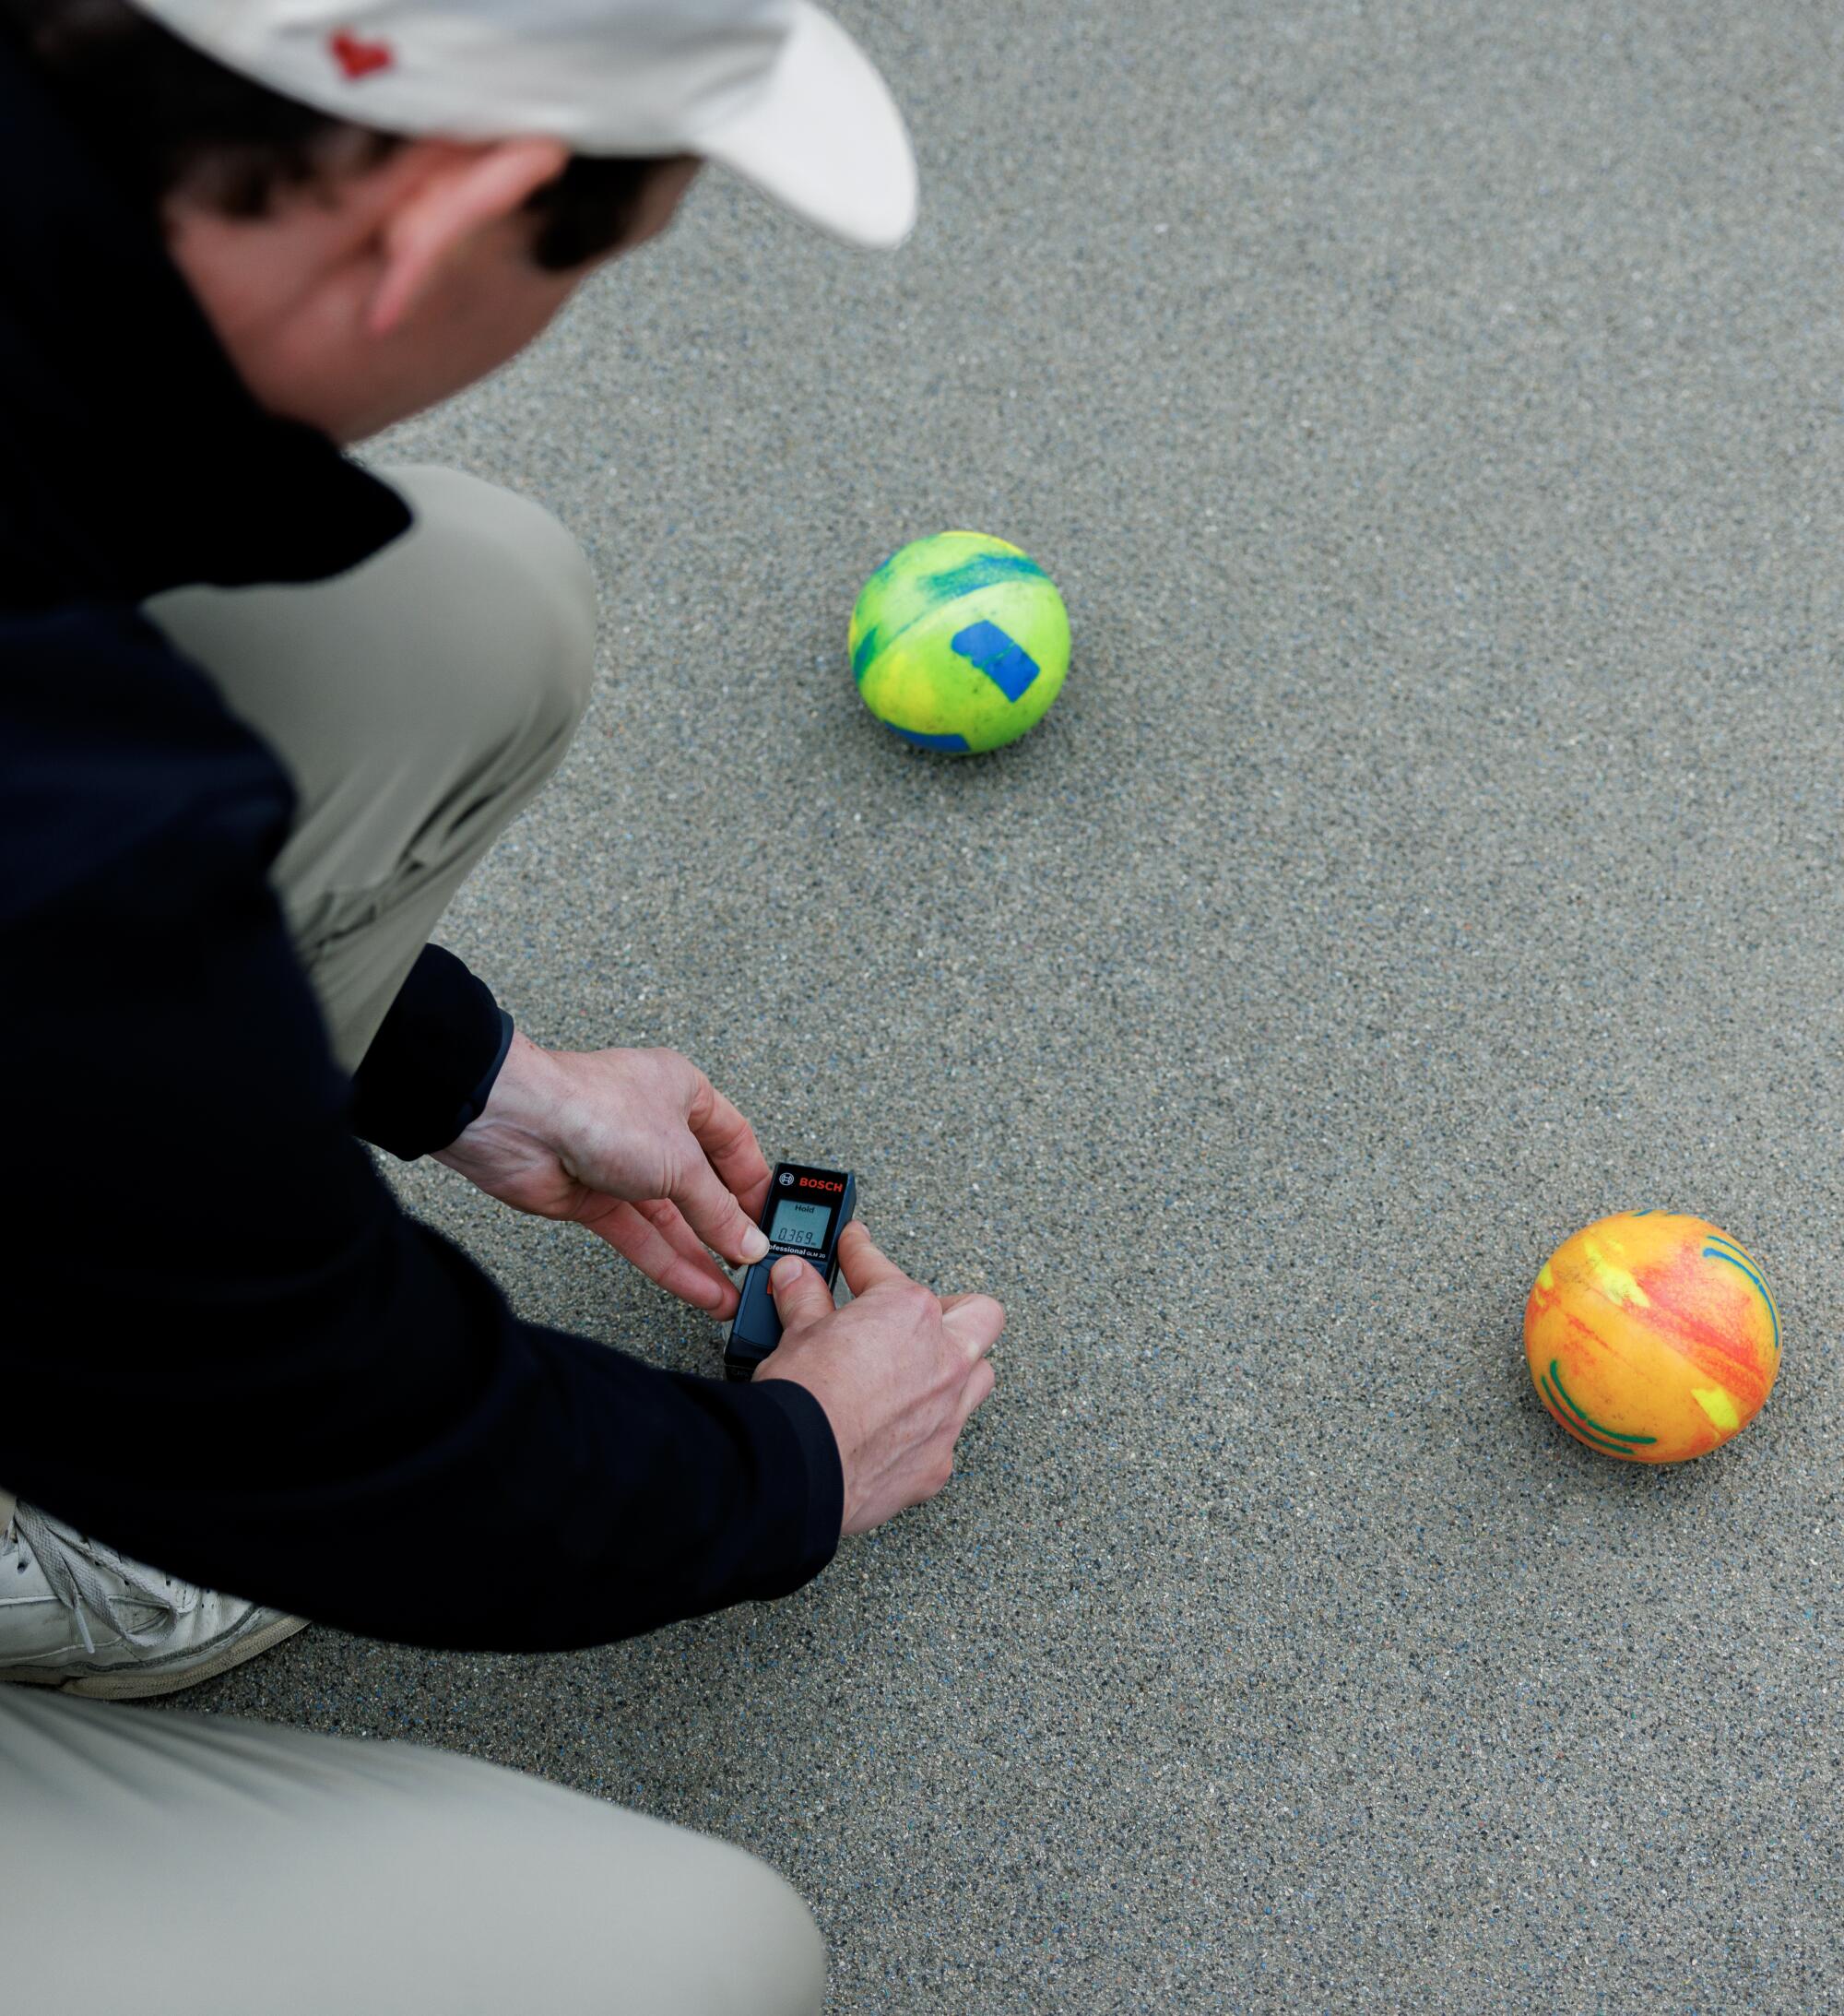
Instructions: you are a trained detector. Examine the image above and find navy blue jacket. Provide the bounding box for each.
[0,30,842,1647]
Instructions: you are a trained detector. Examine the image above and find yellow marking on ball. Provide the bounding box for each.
[1581,1239,1650,1308]
[1537,1263,1554,1290]
[1692,1386,1741,1433]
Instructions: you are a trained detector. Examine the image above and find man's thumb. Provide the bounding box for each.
[767,1254,833,1334]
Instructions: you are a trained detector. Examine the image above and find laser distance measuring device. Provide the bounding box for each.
[724,1161,857,1382]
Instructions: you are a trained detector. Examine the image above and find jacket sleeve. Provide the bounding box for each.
[0,612,843,1649]
[349,943,515,1161]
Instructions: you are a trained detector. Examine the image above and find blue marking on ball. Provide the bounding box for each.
[950,620,1041,702]
[886,725,974,751]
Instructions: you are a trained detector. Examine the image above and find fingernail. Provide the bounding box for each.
[742,1227,770,1263]
[771,1256,802,1290]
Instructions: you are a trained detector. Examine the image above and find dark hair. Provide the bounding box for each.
[0,0,686,268]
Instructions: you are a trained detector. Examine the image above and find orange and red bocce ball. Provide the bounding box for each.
[1525,1211,1781,1463]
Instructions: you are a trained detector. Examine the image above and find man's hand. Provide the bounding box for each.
[436,1032,772,1317]
[756,1222,1003,1536]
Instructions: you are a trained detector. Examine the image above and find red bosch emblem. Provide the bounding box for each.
[328,30,396,80]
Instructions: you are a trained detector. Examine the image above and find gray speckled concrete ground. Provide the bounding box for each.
[185,0,1844,2007]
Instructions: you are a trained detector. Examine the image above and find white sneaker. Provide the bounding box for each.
[0,1499,306,1700]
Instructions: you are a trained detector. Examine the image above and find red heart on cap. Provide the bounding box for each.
[328,30,395,80]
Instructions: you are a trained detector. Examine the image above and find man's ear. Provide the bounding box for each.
[368,136,572,336]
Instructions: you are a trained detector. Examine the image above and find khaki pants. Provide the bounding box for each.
[0,467,825,2016]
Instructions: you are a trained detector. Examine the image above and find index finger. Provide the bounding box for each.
[835,1219,919,1300]
[685,1075,773,1226]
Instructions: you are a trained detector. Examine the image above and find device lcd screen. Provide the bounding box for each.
[769,1198,833,1251]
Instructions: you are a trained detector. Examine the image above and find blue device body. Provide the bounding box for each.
[725,1161,857,1381]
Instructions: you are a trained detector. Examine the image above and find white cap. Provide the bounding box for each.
[129,0,918,248]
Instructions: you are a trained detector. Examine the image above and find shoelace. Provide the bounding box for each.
[5,1504,182,1655]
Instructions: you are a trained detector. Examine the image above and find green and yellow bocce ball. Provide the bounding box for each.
[849,531,1070,753]
[1525,1211,1781,1463]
